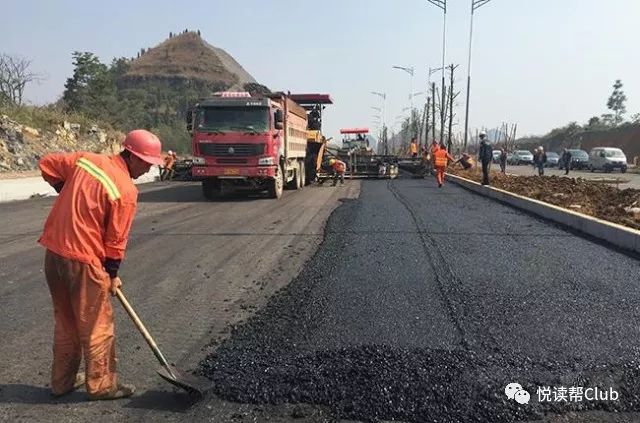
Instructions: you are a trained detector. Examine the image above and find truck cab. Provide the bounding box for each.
[188,92,308,199]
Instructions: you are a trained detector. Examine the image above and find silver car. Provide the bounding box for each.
[588,147,628,173]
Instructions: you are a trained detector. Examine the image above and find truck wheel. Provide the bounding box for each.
[202,180,218,200]
[299,161,305,188]
[286,166,300,190]
[622,166,627,173]
[268,165,284,199]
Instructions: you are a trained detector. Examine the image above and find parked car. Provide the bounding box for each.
[508,150,534,165]
[588,147,627,173]
[492,150,502,164]
[558,149,589,170]
[545,152,559,167]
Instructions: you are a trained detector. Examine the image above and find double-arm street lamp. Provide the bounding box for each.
[463,0,492,151]
[426,0,447,146]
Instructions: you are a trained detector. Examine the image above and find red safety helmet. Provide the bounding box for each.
[122,129,163,165]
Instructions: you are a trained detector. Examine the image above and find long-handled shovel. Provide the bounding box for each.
[115,288,212,396]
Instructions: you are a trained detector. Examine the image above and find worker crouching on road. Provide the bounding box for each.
[329,158,346,186]
[434,142,455,188]
[38,129,164,400]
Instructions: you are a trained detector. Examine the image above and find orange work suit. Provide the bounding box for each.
[38,152,138,396]
[434,148,454,186]
[331,160,346,186]
[410,142,418,158]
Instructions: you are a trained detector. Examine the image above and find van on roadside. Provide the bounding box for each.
[588,147,628,173]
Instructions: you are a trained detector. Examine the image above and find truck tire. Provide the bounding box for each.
[268,165,284,199]
[305,154,317,185]
[202,180,219,200]
[299,161,306,188]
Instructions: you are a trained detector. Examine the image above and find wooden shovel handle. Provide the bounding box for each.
[115,288,174,376]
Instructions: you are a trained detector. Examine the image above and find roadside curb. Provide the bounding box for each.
[445,172,640,255]
[0,168,160,203]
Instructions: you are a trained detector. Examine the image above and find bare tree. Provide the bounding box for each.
[0,54,44,106]
[445,64,460,151]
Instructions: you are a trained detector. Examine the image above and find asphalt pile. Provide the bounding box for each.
[451,167,640,229]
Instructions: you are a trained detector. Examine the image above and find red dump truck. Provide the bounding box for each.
[187,91,309,199]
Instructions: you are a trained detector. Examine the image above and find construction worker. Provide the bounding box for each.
[434,142,455,188]
[160,150,176,181]
[420,146,431,177]
[430,139,440,171]
[410,137,418,159]
[478,131,493,185]
[329,158,346,186]
[499,148,508,173]
[561,148,572,175]
[534,146,547,176]
[38,129,163,400]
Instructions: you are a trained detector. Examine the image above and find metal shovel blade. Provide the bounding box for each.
[156,364,213,397]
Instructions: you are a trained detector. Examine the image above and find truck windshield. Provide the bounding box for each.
[197,107,269,132]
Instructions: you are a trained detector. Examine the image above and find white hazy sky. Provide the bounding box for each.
[3,0,639,140]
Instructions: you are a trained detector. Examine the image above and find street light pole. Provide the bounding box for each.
[427,0,447,146]
[392,66,415,147]
[463,0,492,152]
[426,66,443,144]
[371,91,387,154]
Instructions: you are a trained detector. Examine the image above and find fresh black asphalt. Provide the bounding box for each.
[196,175,640,422]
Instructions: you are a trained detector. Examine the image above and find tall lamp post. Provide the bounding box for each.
[427,0,447,146]
[371,91,387,154]
[463,0,492,151]
[392,65,415,140]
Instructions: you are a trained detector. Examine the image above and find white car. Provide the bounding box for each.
[588,147,627,173]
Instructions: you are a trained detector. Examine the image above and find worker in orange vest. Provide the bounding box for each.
[433,142,455,188]
[409,137,418,158]
[160,150,176,181]
[329,158,346,186]
[38,129,163,400]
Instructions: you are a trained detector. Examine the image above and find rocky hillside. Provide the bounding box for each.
[0,113,123,173]
[121,31,258,91]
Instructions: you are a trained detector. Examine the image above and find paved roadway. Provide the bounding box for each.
[0,180,359,422]
[2,175,640,422]
[505,164,640,189]
[194,175,640,422]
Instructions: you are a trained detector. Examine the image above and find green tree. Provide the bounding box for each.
[606,79,627,126]
[62,52,117,121]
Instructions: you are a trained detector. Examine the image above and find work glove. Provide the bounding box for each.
[110,277,122,296]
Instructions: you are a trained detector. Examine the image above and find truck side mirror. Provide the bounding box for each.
[274,109,284,130]
[186,110,193,132]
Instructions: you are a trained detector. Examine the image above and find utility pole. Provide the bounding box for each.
[431,82,436,142]
[447,64,460,152]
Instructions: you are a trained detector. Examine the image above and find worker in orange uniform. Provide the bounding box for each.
[329,158,346,186]
[160,150,176,181]
[433,142,455,188]
[409,137,418,158]
[38,129,163,400]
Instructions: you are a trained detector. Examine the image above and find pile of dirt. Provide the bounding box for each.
[0,114,123,173]
[450,167,640,230]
